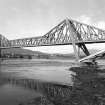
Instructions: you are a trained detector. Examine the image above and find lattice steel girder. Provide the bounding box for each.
[0,18,105,49]
[8,19,105,48]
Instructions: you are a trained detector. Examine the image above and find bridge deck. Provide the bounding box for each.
[1,40,105,49]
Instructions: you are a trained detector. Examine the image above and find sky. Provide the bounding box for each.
[0,0,105,53]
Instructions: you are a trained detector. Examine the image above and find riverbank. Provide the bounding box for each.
[68,66,105,105]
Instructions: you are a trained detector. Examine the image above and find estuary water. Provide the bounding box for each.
[0,84,41,105]
[0,59,76,105]
[0,59,105,105]
[1,59,76,84]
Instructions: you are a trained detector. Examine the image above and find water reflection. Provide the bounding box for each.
[1,59,105,105]
[0,84,40,105]
[3,77,72,105]
[0,59,75,105]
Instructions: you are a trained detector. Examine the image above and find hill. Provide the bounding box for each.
[1,48,45,55]
[1,48,100,59]
[1,48,52,59]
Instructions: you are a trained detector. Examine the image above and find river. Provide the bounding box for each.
[0,59,105,105]
[0,59,76,105]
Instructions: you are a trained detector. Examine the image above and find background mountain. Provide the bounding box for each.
[1,48,45,55]
[1,48,99,59]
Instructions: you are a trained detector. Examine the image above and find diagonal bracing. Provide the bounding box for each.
[0,18,105,62]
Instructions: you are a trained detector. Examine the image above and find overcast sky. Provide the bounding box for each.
[1,0,105,53]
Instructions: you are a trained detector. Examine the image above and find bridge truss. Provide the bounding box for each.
[0,18,105,62]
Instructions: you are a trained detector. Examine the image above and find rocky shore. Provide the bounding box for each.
[69,66,105,105]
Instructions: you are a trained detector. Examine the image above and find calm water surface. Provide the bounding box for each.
[0,59,75,105]
[0,59,105,105]
[1,59,76,84]
[0,84,40,105]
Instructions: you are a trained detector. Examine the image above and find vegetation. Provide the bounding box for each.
[1,47,104,60]
[0,48,75,59]
[1,48,45,59]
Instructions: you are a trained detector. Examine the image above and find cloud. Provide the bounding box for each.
[76,15,92,25]
[76,15,105,30]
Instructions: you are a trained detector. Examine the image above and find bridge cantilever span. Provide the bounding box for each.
[0,18,105,62]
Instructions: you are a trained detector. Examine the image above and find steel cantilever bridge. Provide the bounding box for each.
[0,18,105,62]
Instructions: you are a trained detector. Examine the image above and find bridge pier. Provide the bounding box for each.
[0,37,1,59]
[77,43,90,56]
[0,38,1,59]
[66,19,91,62]
[0,48,1,59]
[0,48,1,60]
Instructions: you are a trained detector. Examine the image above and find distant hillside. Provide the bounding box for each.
[1,48,45,55]
[1,48,51,59]
[1,48,101,59]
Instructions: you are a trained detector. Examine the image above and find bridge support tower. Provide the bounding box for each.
[66,19,90,62]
